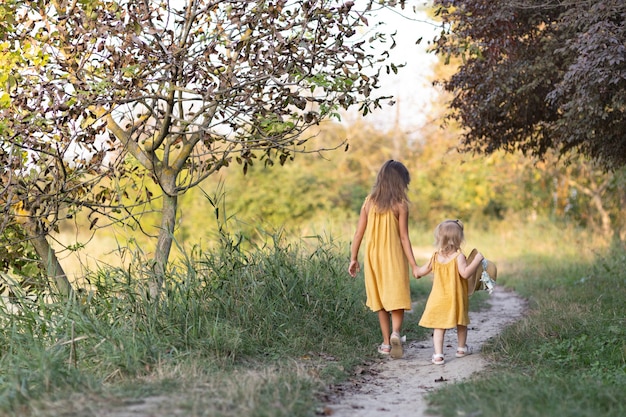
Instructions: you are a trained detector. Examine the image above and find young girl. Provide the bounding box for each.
[348,160,421,359]
[415,219,484,365]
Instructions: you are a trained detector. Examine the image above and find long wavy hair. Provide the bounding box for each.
[369,160,410,212]
[434,219,465,256]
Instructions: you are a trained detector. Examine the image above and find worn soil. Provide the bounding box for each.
[322,285,528,417]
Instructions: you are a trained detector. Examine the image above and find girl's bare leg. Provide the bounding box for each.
[390,309,404,335]
[378,310,391,345]
[457,324,468,349]
[389,309,405,358]
[433,328,446,356]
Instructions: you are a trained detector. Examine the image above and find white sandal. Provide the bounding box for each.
[432,353,445,365]
[456,345,472,358]
[390,332,403,359]
[378,344,391,355]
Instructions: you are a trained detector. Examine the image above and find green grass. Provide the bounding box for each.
[0,234,383,416]
[0,220,624,416]
[425,241,626,417]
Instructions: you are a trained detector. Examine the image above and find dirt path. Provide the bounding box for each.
[323,285,527,417]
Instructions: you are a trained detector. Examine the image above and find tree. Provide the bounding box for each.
[0,0,99,298]
[2,0,402,291]
[431,0,626,170]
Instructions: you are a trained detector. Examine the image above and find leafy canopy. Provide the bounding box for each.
[432,0,626,170]
[1,0,403,284]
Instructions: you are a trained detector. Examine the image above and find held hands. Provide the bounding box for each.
[412,267,421,280]
[348,260,360,277]
[349,261,427,279]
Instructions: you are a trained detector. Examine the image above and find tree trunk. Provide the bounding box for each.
[590,193,612,239]
[23,220,73,299]
[150,187,178,296]
[568,177,613,239]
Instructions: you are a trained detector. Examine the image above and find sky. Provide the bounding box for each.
[341,3,441,136]
[62,1,442,166]
[162,0,441,136]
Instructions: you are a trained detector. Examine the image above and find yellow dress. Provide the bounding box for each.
[363,200,411,312]
[418,251,469,329]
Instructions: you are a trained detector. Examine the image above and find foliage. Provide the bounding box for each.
[181,117,626,245]
[0,224,42,279]
[0,1,128,295]
[431,0,626,171]
[72,104,626,275]
[0,232,378,414]
[1,0,406,287]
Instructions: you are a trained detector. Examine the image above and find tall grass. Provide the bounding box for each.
[2,218,623,416]
[0,233,385,416]
[426,240,626,417]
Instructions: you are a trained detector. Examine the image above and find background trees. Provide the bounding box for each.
[432,0,626,170]
[3,0,625,293]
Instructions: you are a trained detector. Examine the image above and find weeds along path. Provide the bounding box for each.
[324,285,528,417]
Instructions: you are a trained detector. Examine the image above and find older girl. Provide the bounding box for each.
[348,160,420,359]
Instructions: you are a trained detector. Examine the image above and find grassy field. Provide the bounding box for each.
[0,220,623,416]
[425,235,626,417]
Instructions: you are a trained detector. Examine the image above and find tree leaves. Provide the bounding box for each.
[432,0,626,170]
[1,0,404,281]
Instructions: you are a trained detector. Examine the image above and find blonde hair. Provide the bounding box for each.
[369,160,410,212]
[434,219,465,255]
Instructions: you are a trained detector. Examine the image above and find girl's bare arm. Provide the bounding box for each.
[457,251,484,279]
[414,258,432,278]
[348,201,369,277]
[397,202,419,272]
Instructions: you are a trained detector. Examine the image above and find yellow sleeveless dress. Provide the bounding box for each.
[363,200,411,312]
[418,251,469,329]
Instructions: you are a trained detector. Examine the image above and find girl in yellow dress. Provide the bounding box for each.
[415,220,484,365]
[348,160,421,359]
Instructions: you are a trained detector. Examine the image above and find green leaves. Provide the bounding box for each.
[0,0,405,287]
